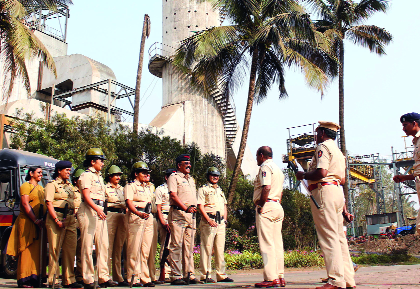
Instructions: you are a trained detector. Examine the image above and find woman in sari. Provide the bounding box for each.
[7,166,47,288]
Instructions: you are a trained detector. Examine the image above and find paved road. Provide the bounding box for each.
[0,265,418,288]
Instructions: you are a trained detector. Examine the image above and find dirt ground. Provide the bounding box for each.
[349,235,420,255]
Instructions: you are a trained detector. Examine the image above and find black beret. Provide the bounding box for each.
[176,154,191,163]
[400,112,420,123]
[55,160,72,170]
[165,168,177,175]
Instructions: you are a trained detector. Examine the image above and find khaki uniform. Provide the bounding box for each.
[147,183,158,282]
[308,139,355,288]
[253,159,285,281]
[412,131,420,234]
[45,177,78,286]
[197,183,228,281]
[105,183,127,283]
[74,186,83,283]
[77,167,110,284]
[167,172,197,281]
[154,183,171,279]
[124,180,154,284]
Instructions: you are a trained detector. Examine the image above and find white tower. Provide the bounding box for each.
[149,0,237,159]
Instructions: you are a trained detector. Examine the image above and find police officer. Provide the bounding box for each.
[124,162,155,287]
[77,148,117,289]
[296,122,355,289]
[147,181,161,285]
[45,161,82,288]
[253,147,286,288]
[394,113,420,235]
[167,154,199,285]
[105,165,128,286]
[154,168,176,282]
[72,169,85,285]
[197,167,233,283]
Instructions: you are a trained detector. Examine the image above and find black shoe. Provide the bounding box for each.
[183,278,203,284]
[164,278,171,284]
[171,279,187,286]
[142,283,155,287]
[118,281,130,287]
[201,278,216,283]
[152,281,164,285]
[76,281,84,286]
[63,283,84,288]
[49,285,61,289]
[83,284,100,289]
[219,277,234,282]
[98,281,118,288]
[132,283,143,287]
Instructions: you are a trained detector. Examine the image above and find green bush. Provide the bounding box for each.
[284,250,324,268]
[352,249,419,265]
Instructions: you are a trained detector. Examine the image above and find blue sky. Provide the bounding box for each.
[67,0,419,167]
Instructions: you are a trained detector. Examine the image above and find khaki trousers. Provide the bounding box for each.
[148,215,158,281]
[46,213,77,285]
[75,231,82,282]
[107,211,127,282]
[157,214,171,279]
[310,185,355,288]
[168,208,195,280]
[198,220,228,281]
[416,182,420,235]
[256,202,284,281]
[127,212,154,284]
[77,202,110,284]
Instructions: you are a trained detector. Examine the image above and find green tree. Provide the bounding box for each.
[174,0,337,203]
[304,0,392,200]
[0,0,71,99]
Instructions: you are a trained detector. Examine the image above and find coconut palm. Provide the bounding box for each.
[0,0,71,99]
[174,0,338,203]
[303,0,392,199]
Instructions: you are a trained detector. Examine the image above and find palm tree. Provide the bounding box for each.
[0,0,70,99]
[303,0,392,200]
[174,0,338,203]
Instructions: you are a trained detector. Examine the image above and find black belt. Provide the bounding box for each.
[171,205,184,211]
[135,207,148,212]
[163,211,169,215]
[108,207,125,213]
[91,199,105,206]
[55,207,75,215]
[208,213,224,223]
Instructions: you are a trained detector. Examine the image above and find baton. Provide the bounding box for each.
[38,204,44,288]
[130,202,152,288]
[52,203,69,289]
[287,161,320,209]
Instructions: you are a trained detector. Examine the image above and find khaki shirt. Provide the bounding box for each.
[413,131,420,177]
[124,179,153,208]
[78,167,106,201]
[197,183,226,214]
[167,171,197,206]
[307,139,346,186]
[74,186,82,211]
[253,159,284,203]
[155,183,170,213]
[45,177,77,209]
[105,183,125,208]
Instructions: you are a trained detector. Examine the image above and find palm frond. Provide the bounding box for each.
[302,0,334,22]
[354,0,388,21]
[346,25,392,55]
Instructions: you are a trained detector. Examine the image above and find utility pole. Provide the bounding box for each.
[133,14,151,133]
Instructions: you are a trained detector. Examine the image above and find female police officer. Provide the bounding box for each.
[77,148,117,289]
[104,165,127,286]
[45,160,82,288]
[124,162,155,287]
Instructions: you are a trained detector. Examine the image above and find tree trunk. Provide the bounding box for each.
[338,39,349,201]
[134,14,150,133]
[227,47,259,205]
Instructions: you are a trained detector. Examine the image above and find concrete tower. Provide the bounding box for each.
[149,0,237,159]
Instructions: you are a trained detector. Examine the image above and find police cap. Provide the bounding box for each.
[55,160,72,170]
[108,165,123,176]
[73,169,85,179]
[176,154,190,163]
[132,161,150,172]
[85,148,106,160]
[165,168,177,175]
[400,112,420,123]
[318,121,340,132]
[207,166,220,176]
